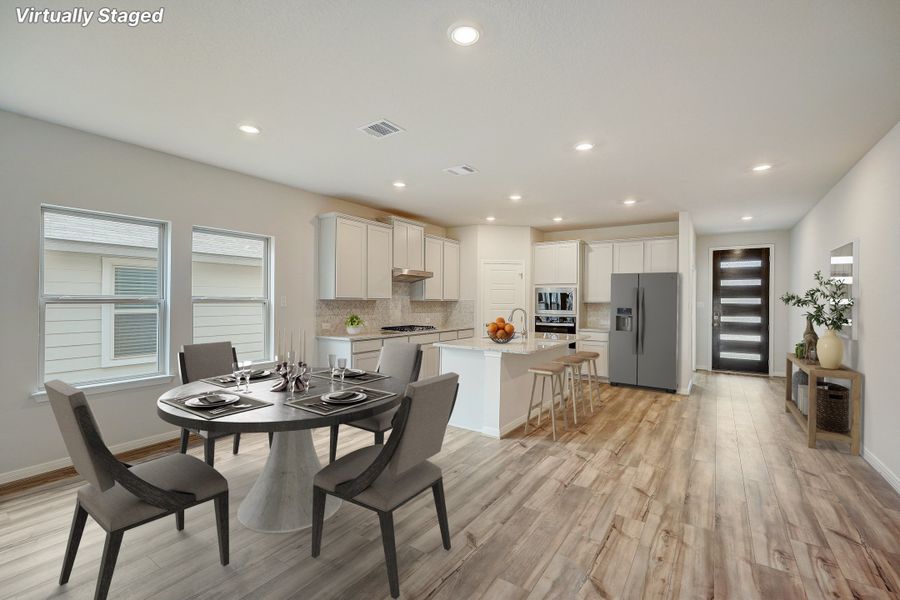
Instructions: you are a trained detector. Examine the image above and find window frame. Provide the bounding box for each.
[190,226,273,362]
[39,205,170,390]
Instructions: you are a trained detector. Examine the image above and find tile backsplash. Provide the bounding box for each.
[582,303,611,330]
[316,283,474,335]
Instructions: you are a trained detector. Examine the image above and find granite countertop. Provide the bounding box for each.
[435,333,584,355]
[316,325,475,342]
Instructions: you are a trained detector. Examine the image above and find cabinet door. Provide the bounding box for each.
[407,224,425,270]
[533,245,557,285]
[556,242,579,285]
[392,221,408,268]
[418,344,440,380]
[577,341,609,377]
[613,241,645,273]
[366,225,392,299]
[334,218,366,298]
[643,238,678,272]
[443,242,460,300]
[423,237,443,300]
[584,243,613,302]
[352,350,381,372]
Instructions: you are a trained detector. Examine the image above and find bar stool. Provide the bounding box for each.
[554,354,588,424]
[573,351,600,413]
[525,362,568,440]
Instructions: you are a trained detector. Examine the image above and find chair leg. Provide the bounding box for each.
[432,479,451,550]
[232,433,241,455]
[538,377,546,427]
[311,486,326,557]
[568,367,579,426]
[378,511,400,599]
[214,492,229,566]
[95,530,123,600]
[60,502,88,585]
[179,429,190,454]
[329,424,339,463]
[268,432,274,447]
[374,430,385,445]
[175,510,184,531]
[557,373,569,429]
[203,436,215,466]
[524,375,537,434]
[548,376,558,441]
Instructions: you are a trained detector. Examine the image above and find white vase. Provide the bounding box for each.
[816,329,843,369]
[346,325,363,335]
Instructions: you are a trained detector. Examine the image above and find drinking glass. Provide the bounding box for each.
[241,361,253,392]
[337,357,348,383]
[232,361,242,388]
[287,362,300,400]
[298,364,311,392]
[328,354,337,377]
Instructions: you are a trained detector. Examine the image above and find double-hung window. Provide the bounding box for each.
[191,227,271,362]
[40,206,169,387]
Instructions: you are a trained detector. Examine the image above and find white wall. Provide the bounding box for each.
[695,230,792,375]
[789,120,900,491]
[0,110,440,481]
[677,212,696,394]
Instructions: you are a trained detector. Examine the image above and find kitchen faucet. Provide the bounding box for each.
[508,307,528,340]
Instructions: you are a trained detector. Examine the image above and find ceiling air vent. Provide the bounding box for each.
[443,164,479,176]
[358,119,405,138]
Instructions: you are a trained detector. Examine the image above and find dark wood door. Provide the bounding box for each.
[712,248,770,374]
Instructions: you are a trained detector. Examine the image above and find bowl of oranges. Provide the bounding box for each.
[486,317,516,344]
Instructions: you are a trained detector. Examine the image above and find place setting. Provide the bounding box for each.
[286,386,396,416]
[309,354,389,384]
[159,389,272,420]
[203,360,280,388]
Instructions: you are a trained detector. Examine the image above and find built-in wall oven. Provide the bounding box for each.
[534,315,578,348]
[535,287,576,316]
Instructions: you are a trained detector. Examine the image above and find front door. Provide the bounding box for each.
[712,248,770,374]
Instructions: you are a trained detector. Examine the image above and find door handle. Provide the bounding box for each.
[713,312,720,327]
[633,287,640,355]
[639,287,646,355]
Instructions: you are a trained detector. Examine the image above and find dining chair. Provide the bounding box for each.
[312,373,459,599]
[45,380,229,600]
[178,341,244,465]
[328,342,422,462]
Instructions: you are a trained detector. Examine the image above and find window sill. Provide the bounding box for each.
[32,374,175,403]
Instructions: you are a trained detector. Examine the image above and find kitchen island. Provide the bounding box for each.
[436,334,580,437]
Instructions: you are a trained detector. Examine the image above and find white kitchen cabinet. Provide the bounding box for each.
[442,240,460,300]
[353,350,381,372]
[643,238,678,272]
[583,242,613,303]
[577,330,609,378]
[389,217,425,270]
[533,241,580,285]
[419,343,440,379]
[366,223,393,299]
[613,241,645,274]
[412,236,460,301]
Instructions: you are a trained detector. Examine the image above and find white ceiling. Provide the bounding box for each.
[3,1,900,234]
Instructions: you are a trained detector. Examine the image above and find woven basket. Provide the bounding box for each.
[816,382,850,433]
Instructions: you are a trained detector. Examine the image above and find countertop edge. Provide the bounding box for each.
[316,326,476,342]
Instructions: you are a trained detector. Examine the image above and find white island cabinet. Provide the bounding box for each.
[436,334,580,438]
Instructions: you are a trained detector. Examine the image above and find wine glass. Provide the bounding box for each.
[287,362,300,400]
[328,353,337,377]
[298,363,311,392]
[241,361,253,392]
[336,357,348,383]
[232,361,242,389]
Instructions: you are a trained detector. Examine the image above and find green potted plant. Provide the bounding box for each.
[344,314,365,335]
[781,271,854,368]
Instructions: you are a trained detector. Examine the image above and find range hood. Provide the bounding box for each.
[392,268,433,283]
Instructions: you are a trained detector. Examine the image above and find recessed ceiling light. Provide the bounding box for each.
[449,24,480,46]
[741,215,754,221]
[552,217,563,222]
[622,198,638,206]
[485,216,496,222]
[238,124,260,134]
[574,142,594,152]
[509,194,522,201]
[752,164,772,172]
[392,181,406,188]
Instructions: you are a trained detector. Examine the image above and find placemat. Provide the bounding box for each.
[203,371,281,388]
[160,392,272,420]
[287,387,396,416]
[309,369,389,384]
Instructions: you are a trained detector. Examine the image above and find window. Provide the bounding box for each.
[40,206,168,386]
[191,227,271,362]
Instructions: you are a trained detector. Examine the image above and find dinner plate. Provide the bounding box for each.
[339,368,367,378]
[185,393,241,408]
[321,391,367,405]
[249,369,272,380]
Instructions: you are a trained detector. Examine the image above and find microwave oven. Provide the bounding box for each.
[535,287,576,316]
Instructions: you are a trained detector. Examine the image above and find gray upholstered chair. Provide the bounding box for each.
[46,380,229,600]
[178,341,243,465]
[328,342,422,462]
[312,373,458,599]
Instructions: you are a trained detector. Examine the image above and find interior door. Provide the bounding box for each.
[481,261,525,329]
[712,248,770,373]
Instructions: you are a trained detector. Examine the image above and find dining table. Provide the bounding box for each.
[156,369,404,533]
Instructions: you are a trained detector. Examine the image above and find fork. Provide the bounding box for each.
[210,403,251,415]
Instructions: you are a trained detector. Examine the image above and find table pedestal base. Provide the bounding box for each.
[237,430,340,533]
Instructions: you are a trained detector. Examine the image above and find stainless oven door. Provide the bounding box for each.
[534,315,577,335]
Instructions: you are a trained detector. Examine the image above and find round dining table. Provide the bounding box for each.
[157,372,404,533]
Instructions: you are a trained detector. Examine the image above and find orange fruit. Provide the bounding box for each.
[495,329,509,339]
[487,323,499,334]
[495,317,506,325]
[504,323,515,334]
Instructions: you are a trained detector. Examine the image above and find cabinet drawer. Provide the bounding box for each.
[457,329,475,340]
[439,331,458,341]
[383,336,410,346]
[579,330,609,342]
[351,339,383,354]
[352,350,381,371]
[410,332,440,344]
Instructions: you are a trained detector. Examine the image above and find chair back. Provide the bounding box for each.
[387,373,459,477]
[377,342,422,385]
[45,380,115,492]
[179,342,237,384]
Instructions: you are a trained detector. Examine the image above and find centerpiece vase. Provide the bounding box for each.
[816,329,843,369]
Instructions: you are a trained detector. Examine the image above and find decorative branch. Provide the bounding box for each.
[780,270,854,331]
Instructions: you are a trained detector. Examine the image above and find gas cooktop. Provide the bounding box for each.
[380,325,437,333]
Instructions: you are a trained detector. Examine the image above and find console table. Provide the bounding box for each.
[784,353,861,455]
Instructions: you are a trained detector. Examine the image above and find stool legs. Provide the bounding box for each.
[525,373,559,440]
[582,360,596,414]
[525,375,537,435]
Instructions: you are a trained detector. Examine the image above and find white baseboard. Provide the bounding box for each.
[863,447,900,495]
[677,376,693,396]
[0,430,180,485]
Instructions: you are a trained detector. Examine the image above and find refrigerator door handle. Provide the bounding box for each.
[639,287,646,355]
[633,287,640,355]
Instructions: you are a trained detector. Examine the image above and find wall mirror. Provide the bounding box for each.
[830,240,858,340]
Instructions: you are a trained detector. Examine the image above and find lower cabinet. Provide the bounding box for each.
[352,350,381,371]
[577,336,609,378]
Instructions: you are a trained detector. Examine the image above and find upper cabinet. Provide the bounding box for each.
[412,236,460,301]
[643,238,678,272]
[389,217,425,270]
[533,241,580,285]
[584,242,613,303]
[318,213,392,300]
[613,241,645,273]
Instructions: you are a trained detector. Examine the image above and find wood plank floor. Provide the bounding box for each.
[2,372,899,599]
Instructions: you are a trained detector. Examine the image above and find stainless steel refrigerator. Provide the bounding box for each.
[609,272,678,392]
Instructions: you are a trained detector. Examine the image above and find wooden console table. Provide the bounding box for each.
[784,353,861,455]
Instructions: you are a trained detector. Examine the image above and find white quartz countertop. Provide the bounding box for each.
[435,333,583,355]
[316,325,475,342]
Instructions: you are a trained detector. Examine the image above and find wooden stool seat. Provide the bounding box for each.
[574,351,600,360]
[554,355,586,365]
[524,364,568,440]
[528,363,565,375]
